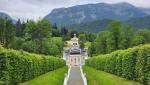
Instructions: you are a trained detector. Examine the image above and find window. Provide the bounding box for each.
[73,43,77,45]
[74,58,76,63]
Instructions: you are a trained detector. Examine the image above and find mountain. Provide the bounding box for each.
[139,8,150,15]
[69,19,113,32]
[0,12,16,23]
[0,12,12,20]
[126,16,150,29]
[45,2,147,26]
[69,16,150,32]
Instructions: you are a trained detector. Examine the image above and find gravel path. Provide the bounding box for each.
[67,66,84,85]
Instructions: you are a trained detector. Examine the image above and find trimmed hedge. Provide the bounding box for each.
[86,44,150,85]
[0,45,65,85]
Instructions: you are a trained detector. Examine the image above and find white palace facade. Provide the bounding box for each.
[63,34,88,66]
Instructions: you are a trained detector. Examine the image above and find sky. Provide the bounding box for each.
[0,0,150,21]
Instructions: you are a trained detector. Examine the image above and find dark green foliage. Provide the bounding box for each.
[0,46,65,85]
[126,16,150,30]
[95,31,109,54]
[0,19,64,57]
[121,49,136,80]
[1,17,96,57]
[137,29,150,43]
[68,15,150,33]
[89,20,150,56]
[107,21,122,52]
[86,44,150,85]
[132,29,150,46]
[88,42,96,57]
[147,57,150,85]
[70,19,113,32]
[135,46,150,85]
[0,18,15,48]
[132,36,146,46]
[115,51,124,76]
[119,25,134,49]
[16,19,25,37]
[61,27,68,36]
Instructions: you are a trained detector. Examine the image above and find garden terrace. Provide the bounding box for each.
[0,45,65,85]
[86,44,150,85]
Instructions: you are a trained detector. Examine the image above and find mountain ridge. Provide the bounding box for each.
[45,2,148,26]
[139,8,150,15]
[0,12,16,23]
[0,12,12,20]
[68,15,150,32]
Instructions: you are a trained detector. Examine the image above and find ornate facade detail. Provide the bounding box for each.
[63,34,88,66]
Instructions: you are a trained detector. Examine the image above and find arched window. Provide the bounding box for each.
[73,43,77,45]
[74,58,76,63]
[78,58,80,62]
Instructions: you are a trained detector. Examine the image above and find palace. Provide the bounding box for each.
[63,34,88,66]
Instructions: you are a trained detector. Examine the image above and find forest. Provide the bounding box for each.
[88,21,150,57]
[0,18,150,57]
[0,17,150,85]
[0,18,96,57]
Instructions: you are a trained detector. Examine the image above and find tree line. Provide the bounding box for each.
[0,18,96,57]
[0,18,66,57]
[88,20,150,56]
[1,18,149,57]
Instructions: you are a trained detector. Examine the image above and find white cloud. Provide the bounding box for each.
[0,0,150,21]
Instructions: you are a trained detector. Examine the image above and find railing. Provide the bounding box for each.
[63,66,71,85]
[80,66,87,85]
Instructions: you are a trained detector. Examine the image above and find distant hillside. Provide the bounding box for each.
[69,16,150,32]
[0,12,12,20]
[0,12,16,23]
[45,2,147,26]
[69,19,113,32]
[126,16,150,29]
[139,8,150,15]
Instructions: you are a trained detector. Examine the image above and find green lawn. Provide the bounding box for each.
[20,67,67,85]
[83,66,142,85]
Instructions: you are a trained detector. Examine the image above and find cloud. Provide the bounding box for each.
[0,0,150,21]
[124,0,150,7]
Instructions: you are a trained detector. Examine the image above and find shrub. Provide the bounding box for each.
[0,46,65,85]
[86,44,150,85]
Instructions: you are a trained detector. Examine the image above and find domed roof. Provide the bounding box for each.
[71,34,78,41]
[70,47,81,54]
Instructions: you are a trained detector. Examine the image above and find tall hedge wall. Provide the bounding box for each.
[0,46,65,85]
[86,44,150,85]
